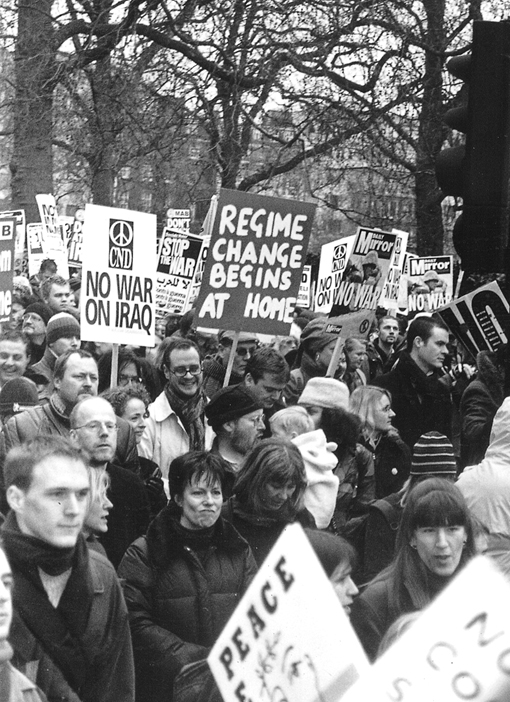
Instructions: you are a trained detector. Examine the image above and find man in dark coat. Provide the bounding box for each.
[374,316,452,451]
[70,396,150,568]
[2,350,139,489]
[2,435,134,701]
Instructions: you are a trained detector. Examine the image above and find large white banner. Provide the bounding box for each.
[342,556,510,702]
[81,204,157,346]
[208,524,369,702]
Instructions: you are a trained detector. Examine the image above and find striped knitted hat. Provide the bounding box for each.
[410,432,457,476]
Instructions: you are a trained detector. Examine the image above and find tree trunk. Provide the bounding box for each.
[414,0,448,256]
[10,0,55,222]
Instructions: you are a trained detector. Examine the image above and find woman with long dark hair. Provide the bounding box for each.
[350,478,475,660]
[223,438,315,566]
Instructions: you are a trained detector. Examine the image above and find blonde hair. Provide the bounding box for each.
[349,385,392,438]
[270,406,314,438]
[86,466,110,512]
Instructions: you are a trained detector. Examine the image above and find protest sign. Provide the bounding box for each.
[0,216,15,323]
[81,204,157,346]
[342,556,510,702]
[297,264,312,308]
[186,236,210,313]
[330,227,397,314]
[58,215,74,248]
[407,255,453,314]
[208,523,369,702]
[156,231,204,314]
[315,236,356,313]
[165,208,191,233]
[436,281,509,359]
[379,230,409,310]
[0,210,26,276]
[325,309,377,376]
[195,189,315,334]
[35,194,69,277]
[68,210,85,267]
[27,223,46,277]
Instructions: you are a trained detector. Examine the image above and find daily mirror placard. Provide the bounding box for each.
[342,556,510,702]
[208,523,369,702]
[195,189,315,334]
[81,204,157,346]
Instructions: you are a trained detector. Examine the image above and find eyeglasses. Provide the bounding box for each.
[167,364,202,378]
[74,421,118,433]
[119,374,142,385]
[236,346,257,358]
[380,405,393,414]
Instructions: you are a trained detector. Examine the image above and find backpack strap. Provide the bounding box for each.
[371,498,400,531]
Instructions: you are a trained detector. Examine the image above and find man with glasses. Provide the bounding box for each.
[1,350,139,510]
[205,385,265,492]
[70,396,149,567]
[139,338,213,489]
[202,330,258,398]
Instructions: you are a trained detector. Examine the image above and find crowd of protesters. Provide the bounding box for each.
[0,260,506,700]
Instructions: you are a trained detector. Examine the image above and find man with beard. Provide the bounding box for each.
[365,316,401,381]
[70,396,150,568]
[139,338,213,489]
[205,385,265,495]
[21,301,52,365]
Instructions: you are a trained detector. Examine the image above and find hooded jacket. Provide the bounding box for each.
[293,429,339,529]
[457,397,510,575]
[117,504,257,702]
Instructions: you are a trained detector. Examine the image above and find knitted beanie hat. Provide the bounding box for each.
[0,377,39,414]
[23,301,53,326]
[205,385,263,430]
[297,377,350,411]
[46,312,81,345]
[410,432,457,476]
[299,317,338,355]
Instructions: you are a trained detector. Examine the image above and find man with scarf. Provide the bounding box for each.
[2,435,134,702]
[374,316,453,451]
[139,337,213,491]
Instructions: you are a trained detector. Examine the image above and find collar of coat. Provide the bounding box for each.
[146,501,249,568]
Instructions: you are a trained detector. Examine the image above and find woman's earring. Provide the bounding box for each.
[410,543,417,550]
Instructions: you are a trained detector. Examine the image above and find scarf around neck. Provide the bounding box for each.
[165,383,206,451]
[2,512,95,694]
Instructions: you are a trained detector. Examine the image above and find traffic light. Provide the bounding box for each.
[435,21,510,273]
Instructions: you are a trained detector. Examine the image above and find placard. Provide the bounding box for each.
[379,230,409,310]
[156,231,205,314]
[208,524,369,702]
[81,204,157,346]
[330,227,397,314]
[436,281,509,358]
[297,264,312,308]
[0,217,15,323]
[194,189,315,334]
[342,556,510,702]
[315,236,356,314]
[407,255,454,313]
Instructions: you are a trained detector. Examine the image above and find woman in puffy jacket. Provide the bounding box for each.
[118,451,257,702]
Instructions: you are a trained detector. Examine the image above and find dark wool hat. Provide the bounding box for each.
[23,301,53,326]
[46,312,81,345]
[299,317,338,355]
[205,385,263,430]
[411,432,457,476]
[0,377,39,414]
